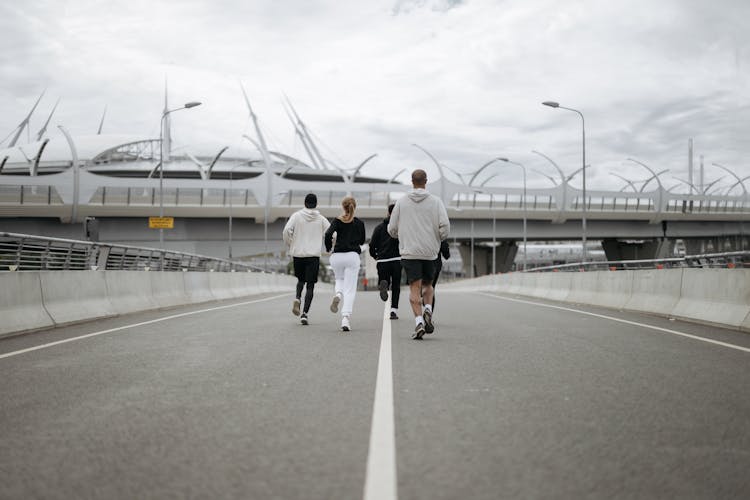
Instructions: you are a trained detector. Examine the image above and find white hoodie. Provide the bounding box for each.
[283,208,331,258]
[387,188,450,260]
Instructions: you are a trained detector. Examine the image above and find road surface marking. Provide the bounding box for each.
[363,302,398,500]
[479,293,750,354]
[0,294,288,360]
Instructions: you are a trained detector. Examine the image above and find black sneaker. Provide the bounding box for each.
[300,313,308,325]
[423,309,434,334]
[412,322,425,340]
[378,280,389,301]
[390,311,398,320]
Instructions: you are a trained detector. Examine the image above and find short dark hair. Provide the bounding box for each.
[388,203,395,215]
[304,193,317,208]
[411,169,427,186]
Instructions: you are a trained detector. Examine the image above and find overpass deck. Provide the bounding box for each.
[1,291,748,499]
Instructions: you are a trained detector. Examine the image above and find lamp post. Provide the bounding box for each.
[228,163,243,262]
[543,101,587,262]
[498,158,527,271]
[491,192,496,274]
[159,101,201,248]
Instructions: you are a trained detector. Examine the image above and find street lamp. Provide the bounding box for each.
[228,163,244,263]
[543,100,587,262]
[498,157,527,271]
[159,101,202,248]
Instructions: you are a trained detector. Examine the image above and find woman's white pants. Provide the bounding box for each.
[329,251,360,317]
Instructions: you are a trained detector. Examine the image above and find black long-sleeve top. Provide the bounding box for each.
[369,217,400,261]
[325,217,366,254]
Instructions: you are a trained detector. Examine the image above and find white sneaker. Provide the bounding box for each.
[330,292,342,313]
[341,315,351,332]
[292,298,301,316]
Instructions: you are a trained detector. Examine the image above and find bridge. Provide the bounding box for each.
[1,252,748,499]
[1,168,748,274]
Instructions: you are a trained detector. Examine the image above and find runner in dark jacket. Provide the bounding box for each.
[369,204,401,319]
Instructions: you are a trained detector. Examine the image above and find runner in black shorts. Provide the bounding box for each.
[387,169,450,340]
[401,259,436,287]
[282,193,330,325]
[293,257,320,286]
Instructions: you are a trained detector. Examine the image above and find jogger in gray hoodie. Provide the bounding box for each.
[283,193,330,325]
[388,169,450,339]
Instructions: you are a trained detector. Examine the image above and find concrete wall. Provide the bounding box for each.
[0,270,297,337]
[444,268,750,333]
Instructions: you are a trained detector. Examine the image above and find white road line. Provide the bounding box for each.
[363,302,398,500]
[478,292,750,354]
[0,294,289,360]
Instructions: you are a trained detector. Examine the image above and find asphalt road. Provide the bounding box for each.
[1,289,749,499]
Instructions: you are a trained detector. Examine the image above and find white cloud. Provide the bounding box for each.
[2,0,749,192]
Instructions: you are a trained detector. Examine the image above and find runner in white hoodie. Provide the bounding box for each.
[282,193,331,325]
[388,169,450,339]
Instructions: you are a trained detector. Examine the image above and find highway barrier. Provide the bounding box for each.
[40,270,117,325]
[444,268,750,332]
[0,272,54,335]
[0,270,297,337]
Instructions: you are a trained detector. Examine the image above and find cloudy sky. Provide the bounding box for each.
[2,0,749,192]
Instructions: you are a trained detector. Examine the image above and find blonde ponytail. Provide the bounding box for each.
[338,196,356,223]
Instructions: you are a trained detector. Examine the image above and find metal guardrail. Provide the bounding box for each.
[0,232,265,272]
[524,250,750,272]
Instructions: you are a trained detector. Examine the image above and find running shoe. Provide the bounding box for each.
[330,292,342,313]
[423,309,434,334]
[341,315,351,332]
[300,313,308,325]
[390,311,398,320]
[412,322,425,340]
[378,280,389,301]
[292,298,301,316]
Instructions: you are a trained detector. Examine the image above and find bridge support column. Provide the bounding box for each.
[601,238,670,262]
[458,241,518,276]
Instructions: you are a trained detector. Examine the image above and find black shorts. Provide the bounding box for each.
[293,256,320,283]
[401,259,436,285]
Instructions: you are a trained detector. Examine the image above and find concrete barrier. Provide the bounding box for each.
[566,272,599,305]
[0,272,55,336]
[543,272,573,302]
[105,271,155,315]
[671,269,750,328]
[208,272,234,300]
[183,272,216,304]
[40,271,116,325]
[150,272,188,309]
[624,269,683,317]
[588,270,634,310]
[506,273,524,295]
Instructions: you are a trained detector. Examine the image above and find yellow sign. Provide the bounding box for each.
[149,216,174,229]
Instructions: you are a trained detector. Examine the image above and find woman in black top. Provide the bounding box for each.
[325,196,366,332]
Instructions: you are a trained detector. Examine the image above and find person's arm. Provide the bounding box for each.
[441,240,450,260]
[357,219,366,246]
[387,202,400,238]
[369,224,380,259]
[282,213,296,246]
[324,219,336,253]
[437,199,450,241]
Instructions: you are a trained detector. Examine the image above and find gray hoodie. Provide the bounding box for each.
[387,188,450,260]
[283,208,331,257]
